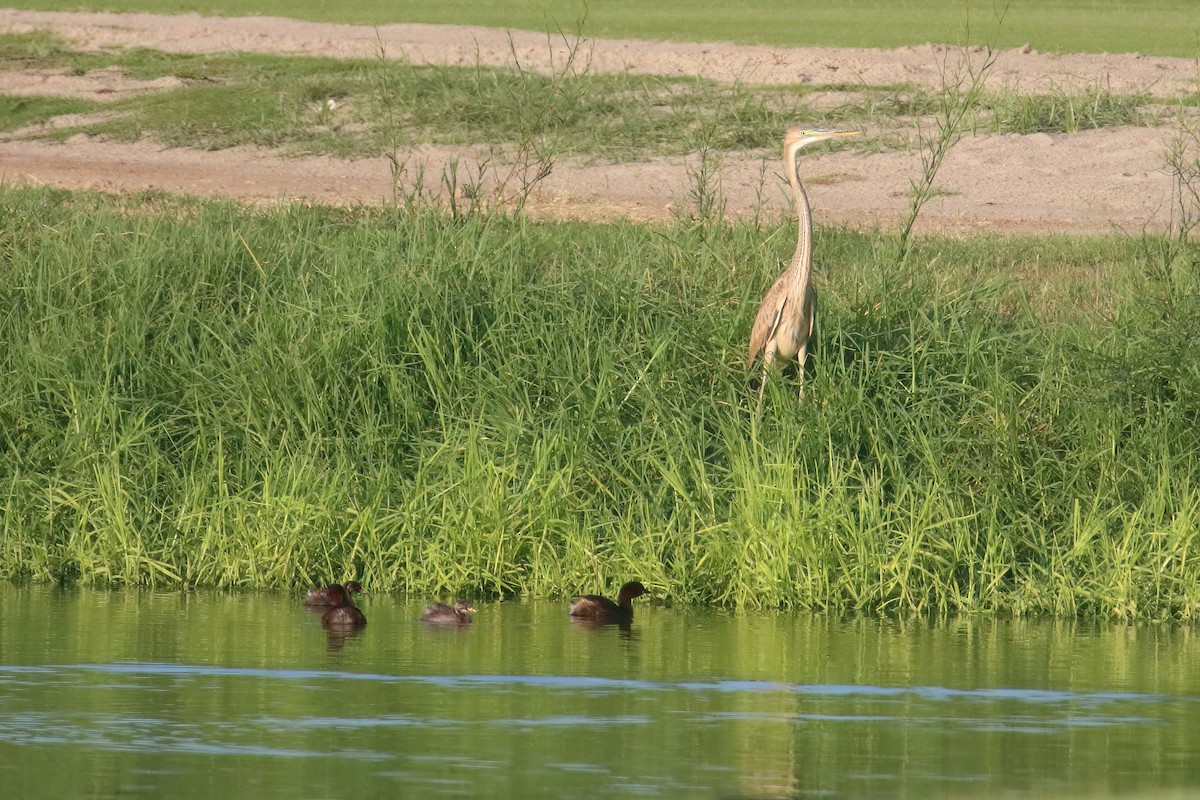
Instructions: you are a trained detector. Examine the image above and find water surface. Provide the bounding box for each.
[1,586,1197,798]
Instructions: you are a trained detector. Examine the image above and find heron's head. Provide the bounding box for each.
[784,127,860,152]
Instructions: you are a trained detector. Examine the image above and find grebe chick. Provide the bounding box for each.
[420,600,477,624]
[569,581,647,625]
[305,580,364,607]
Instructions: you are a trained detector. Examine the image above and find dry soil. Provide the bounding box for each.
[2,9,1196,235]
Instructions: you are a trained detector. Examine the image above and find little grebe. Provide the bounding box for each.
[569,581,647,625]
[320,584,367,628]
[420,600,477,624]
[305,580,364,607]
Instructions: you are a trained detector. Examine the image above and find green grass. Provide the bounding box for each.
[985,82,1148,135]
[4,3,1199,620]
[0,94,96,133]
[6,0,1200,57]
[0,32,824,158]
[3,185,1199,619]
[0,31,1169,160]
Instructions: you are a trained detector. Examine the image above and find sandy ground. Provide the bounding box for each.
[1,10,1196,235]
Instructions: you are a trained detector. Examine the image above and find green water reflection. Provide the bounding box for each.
[0,586,1197,798]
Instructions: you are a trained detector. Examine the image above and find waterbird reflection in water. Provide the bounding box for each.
[324,623,366,651]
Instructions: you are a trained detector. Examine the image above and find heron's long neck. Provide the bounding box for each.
[787,142,814,300]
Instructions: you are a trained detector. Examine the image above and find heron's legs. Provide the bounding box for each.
[796,344,807,401]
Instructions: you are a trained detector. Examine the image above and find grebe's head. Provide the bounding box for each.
[617,582,648,603]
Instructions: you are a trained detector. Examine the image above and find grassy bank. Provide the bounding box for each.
[3,186,1199,618]
[7,0,1200,56]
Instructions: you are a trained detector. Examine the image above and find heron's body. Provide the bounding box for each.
[749,126,858,399]
[749,269,816,364]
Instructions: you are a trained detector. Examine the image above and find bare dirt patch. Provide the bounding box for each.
[2,65,186,101]
[0,10,1194,235]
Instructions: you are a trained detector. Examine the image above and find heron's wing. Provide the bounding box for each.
[747,276,789,367]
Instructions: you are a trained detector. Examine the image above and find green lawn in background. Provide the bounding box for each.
[0,29,1155,159]
[5,0,1199,57]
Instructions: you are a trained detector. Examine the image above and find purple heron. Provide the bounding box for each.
[748,126,859,399]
